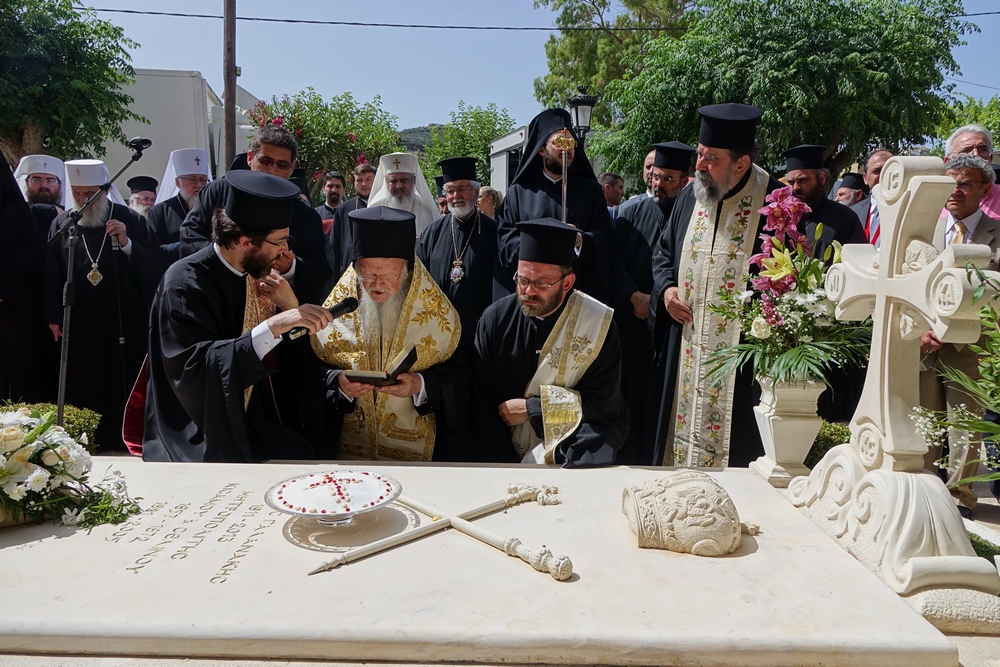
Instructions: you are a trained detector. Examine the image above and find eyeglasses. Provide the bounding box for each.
[957,144,992,157]
[952,180,985,193]
[179,175,210,185]
[262,235,293,250]
[28,176,59,185]
[444,185,474,196]
[254,154,294,171]
[513,273,568,291]
[131,196,156,205]
[360,270,403,286]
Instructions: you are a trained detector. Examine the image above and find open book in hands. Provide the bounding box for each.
[344,345,418,387]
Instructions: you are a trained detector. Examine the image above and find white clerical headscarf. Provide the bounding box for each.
[156,148,212,204]
[368,152,438,235]
[13,154,67,201]
[64,159,127,208]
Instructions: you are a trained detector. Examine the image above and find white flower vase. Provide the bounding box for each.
[749,376,825,488]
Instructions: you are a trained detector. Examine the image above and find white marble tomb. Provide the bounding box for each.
[0,457,960,666]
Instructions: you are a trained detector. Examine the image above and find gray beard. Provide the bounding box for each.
[358,269,411,350]
[387,192,416,212]
[130,202,152,217]
[180,192,199,209]
[448,201,476,219]
[693,172,723,207]
[75,196,110,229]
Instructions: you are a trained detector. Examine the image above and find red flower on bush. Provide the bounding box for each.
[272,115,284,126]
[347,131,356,143]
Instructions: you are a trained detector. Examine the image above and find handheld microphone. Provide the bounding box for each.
[287,296,359,340]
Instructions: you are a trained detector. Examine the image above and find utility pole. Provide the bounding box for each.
[223,0,237,169]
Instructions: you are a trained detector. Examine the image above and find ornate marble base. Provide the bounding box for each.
[789,443,1000,628]
[749,455,811,489]
[751,377,824,488]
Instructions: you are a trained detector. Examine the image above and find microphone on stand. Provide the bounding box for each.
[287,297,359,340]
[128,137,152,159]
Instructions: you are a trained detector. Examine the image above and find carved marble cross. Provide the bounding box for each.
[824,156,997,472]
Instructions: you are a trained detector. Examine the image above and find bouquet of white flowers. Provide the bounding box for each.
[0,408,140,529]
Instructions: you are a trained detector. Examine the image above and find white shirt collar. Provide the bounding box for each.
[213,243,246,277]
[946,208,984,244]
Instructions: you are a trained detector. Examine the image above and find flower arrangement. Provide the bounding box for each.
[704,186,871,385]
[0,408,141,529]
[242,88,403,200]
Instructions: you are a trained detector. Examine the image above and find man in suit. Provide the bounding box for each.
[920,152,1000,516]
[850,148,895,248]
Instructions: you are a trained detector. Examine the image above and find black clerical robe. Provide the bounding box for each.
[44,204,157,449]
[314,203,338,234]
[798,197,867,261]
[0,157,46,403]
[472,291,627,467]
[146,194,190,277]
[648,171,781,468]
[142,245,312,462]
[497,176,626,306]
[415,210,502,460]
[799,198,868,423]
[416,210,503,347]
[179,177,331,304]
[612,195,671,464]
[327,195,367,289]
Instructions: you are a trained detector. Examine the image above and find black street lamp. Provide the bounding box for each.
[568,86,599,147]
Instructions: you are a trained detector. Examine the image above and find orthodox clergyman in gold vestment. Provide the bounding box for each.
[312,206,463,462]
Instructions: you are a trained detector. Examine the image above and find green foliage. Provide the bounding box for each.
[931,94,1000,155]
[400,125,437,152]
[419,101,516,188]
[589,0,974,179]
[806,420,851,468]
[245,88,403,199]
[8,403,100,454]
[533,0,694,127]
[0,0,142,164]
[969,531,1000,562]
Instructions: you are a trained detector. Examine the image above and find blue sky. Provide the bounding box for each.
[90,0,1000,130]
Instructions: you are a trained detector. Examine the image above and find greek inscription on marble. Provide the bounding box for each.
[116,483,280,579]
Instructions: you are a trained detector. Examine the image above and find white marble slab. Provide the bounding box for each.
[0,458,958,666]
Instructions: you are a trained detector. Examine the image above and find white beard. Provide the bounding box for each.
[180,191,199,210]
[387,192,416,212]
[357,268,411,349]
[75,195,111,229]
[130,202,152,217]
[448,201,476,219]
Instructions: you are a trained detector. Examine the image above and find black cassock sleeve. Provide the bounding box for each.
[472,302,627,467]
[149,275,274,462]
